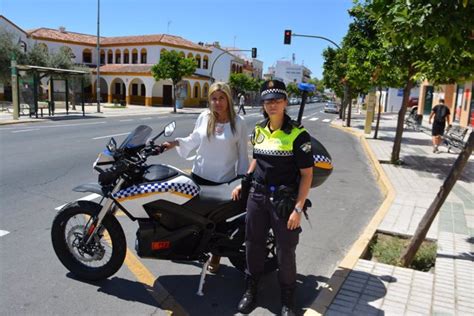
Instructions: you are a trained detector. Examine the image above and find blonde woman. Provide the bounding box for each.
[162,82,249,272]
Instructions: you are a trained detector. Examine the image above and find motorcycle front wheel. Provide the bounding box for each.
[51,201,126,281]
[228,226,278,274]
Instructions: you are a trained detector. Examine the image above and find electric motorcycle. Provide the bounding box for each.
[51,122,279,284]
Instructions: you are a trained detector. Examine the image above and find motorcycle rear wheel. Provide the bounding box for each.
[51,201,126,281]
[228,226,278,274]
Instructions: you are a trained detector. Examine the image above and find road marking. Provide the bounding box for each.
[55,193,101,210]
[93,132,129,140]
[302,116,307,119]
[322,119,331,123]
[12,129,40,133]
[119,119,134,122]
[309,118,319,121]
[140,117,153,120]
[0,230,10,237]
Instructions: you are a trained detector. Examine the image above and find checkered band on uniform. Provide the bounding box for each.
[261,88,288,98]
[112,181,200,200]
[254,148,293,156]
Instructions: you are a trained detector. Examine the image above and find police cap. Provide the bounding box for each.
[260,79,287,101]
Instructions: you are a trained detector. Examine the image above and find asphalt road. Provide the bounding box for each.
[0,103,382,315]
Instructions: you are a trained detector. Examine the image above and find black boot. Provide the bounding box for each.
[281,287,296,316]
[237,276,259,314]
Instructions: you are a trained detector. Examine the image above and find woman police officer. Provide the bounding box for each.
[232,79,313,315]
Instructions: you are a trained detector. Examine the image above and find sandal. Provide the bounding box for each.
[207,255,221,273]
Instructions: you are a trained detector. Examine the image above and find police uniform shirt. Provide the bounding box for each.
[251,114,313,187]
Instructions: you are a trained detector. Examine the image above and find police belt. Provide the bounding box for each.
[250,180,297,196]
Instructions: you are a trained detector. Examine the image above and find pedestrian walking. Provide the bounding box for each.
[238,93,246,115]
[429,98,450,153]
[162,82,249,273]
[231,79,313,316]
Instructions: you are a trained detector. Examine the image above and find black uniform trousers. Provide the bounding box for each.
[245,189,301,288]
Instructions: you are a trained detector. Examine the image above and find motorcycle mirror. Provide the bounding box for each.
[164,121,176,137]
[107,138,117,152]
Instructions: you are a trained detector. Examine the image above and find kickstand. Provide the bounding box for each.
[196,256,211,296]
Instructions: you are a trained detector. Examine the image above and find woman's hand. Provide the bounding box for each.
[231,185,242,201]
[287,211,302,230]
[161,140,178,151]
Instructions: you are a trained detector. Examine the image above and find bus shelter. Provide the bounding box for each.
[14,65,89,118]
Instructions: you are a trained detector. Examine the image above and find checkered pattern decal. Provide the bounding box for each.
[254,148,293,156]
[112,181,199,200]
[261,88,288,97]
[313,154,333,169]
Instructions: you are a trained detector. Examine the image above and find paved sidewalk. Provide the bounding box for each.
[0,103,206,125]
[323,113,473,315]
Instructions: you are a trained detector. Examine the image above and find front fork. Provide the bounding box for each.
[84,178,125,244]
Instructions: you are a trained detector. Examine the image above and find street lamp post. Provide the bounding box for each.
[96,0,101,113]
[209,48,257,83]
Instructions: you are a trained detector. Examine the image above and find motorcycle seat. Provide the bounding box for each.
[184,178,241,216]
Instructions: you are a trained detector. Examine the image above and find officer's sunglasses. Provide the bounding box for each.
[263,98,285,106]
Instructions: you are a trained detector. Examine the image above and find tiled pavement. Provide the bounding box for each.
[327,113,473,315]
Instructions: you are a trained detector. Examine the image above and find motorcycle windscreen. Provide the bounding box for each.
[119,125,153,149]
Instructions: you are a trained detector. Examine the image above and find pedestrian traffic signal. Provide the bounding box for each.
[251,47,257,58]
[284,30,292,45]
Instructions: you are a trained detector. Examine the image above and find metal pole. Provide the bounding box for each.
[33,71,38,118]
[11,55,19,120]
[209,49,251,83]
[96,0,101,113]
[65,79,69,115]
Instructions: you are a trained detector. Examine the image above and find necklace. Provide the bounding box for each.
[215,123,225,135]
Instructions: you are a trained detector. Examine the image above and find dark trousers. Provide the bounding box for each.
[238,104,246,115]
[245,190,301,288]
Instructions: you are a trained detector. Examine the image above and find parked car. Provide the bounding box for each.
[289,97,299,105]
[324,102,340,114]
[408,97,419,107]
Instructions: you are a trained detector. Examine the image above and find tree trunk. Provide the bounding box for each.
[172,82,177,113]
[391,67,414,163]
[346,92,352,127]
[374,86,383,139]
[401,132,473,267]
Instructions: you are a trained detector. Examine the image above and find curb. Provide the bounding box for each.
[305,122,395,315]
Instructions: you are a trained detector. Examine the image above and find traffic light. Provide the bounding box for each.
[284,30,292,45]
[251,47,257,58]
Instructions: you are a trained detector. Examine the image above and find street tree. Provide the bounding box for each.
[229,73,253,97]
[401,132,473,266]
[151,50,197,113]
[364,0,474,163]
[0,31,26,85]
[286,82,301,97]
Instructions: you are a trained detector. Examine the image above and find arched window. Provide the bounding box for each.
[123,49,129,64]
[82,48,92,63]
[100,49,105,64]
[107,50,113,64]
[231,64,236,73]
[115,49,121,64]
[179,51,185,58]
[203,55,209,69]
[132,48,138,64]
[195,54,201,68]
[187,52,194,59]
[193,82,201,98]
[203,83,209,98]
[140,48,147,63]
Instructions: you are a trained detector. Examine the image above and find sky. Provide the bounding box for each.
[1,0,354,79]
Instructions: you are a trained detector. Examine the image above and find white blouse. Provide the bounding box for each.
[175,110,249,183]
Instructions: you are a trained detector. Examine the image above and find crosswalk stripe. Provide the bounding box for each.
[0,230,10,237]
[309,118,319,121]
[322,119,331,122]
